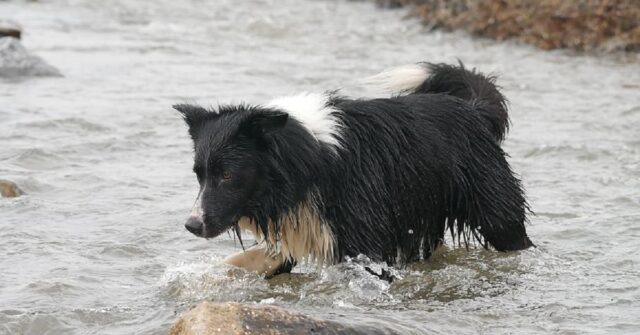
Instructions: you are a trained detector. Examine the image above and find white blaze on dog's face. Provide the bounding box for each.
[183,188,205,236]
[182,174,207,236]
[191,188,203,219]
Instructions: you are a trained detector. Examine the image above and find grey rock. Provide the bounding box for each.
[0,37,61,77]
[170,301,397,335]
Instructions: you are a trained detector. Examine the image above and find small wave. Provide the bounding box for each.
[19,117,110,133]
[25,280,81,297]
[0,311,73,335]
[6,148,64,170]
[524,144,612,161]
[158,253,399,308]
[536,211,580,219]
[98,244,149,258]
[620,105,640,116]
[158,256,267,303]
[157,248,542,312]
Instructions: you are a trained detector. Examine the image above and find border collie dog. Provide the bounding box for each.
[175,62,533,277]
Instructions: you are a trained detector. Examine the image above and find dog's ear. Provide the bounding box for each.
[240,110,289,138]
[174,104,216,141]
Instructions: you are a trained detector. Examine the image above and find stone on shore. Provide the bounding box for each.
[0,37,62,77]
[377,0,640,52]
[170,301,394,335]
[0,20,22,39]
[0,179,24,198]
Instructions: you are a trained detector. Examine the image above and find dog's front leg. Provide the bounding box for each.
[223,245,285,277]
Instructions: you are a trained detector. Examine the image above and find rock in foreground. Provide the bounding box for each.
[170,302,395,335]
[0,37,61,77]
[0,179,24,198]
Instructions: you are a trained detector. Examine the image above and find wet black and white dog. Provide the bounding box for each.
[175,62,533,276]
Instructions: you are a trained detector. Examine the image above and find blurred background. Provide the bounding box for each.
[1,1,639,334]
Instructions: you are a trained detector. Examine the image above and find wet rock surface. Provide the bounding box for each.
[0,20,21,39]
[0,179,24,198]
[0,37,61,77]
[170,301,396,335]
[377,0,640,52]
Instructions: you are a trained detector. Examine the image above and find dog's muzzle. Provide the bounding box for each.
[184,189,233,238]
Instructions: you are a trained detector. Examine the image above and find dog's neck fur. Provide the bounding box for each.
[238,191,336,265]
[228,92,342,266]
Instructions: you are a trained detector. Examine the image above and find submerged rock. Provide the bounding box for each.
[170,301,394,335]
[377,0,640,52]
[0,179,24,198]
[0,37,61,77]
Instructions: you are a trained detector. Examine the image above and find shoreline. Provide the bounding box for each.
[376,0,640,52]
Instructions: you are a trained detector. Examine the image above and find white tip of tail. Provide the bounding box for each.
[360,64,430,94]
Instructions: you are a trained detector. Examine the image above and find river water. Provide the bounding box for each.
[1,0,639,334]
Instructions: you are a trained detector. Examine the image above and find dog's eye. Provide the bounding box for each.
[222,171,232,180]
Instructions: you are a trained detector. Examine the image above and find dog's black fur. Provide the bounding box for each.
[176,62,533,270]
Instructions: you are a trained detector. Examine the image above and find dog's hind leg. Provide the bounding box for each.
[224,245,291,277]
[453,147,534,251]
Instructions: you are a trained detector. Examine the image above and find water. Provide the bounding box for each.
[1,0,639,334]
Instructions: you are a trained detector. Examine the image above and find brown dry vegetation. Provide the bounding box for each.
[377,0,640,52]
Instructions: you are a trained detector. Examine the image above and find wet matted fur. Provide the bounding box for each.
[175,61,534,275]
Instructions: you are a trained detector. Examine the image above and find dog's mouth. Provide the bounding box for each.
[184,190,239,239]
[184,216,239,239]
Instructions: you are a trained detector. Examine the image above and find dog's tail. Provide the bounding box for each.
[363,61,509,143]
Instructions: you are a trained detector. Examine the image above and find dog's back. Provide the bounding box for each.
[322,63,532,264]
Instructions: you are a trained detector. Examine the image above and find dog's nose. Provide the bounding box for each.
[185,217,204,236]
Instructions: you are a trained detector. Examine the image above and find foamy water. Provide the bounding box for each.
[1,0,639,334]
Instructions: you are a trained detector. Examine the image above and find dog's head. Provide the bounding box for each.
[174,103,289,238]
